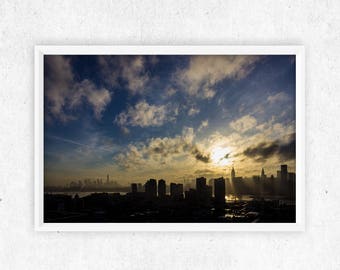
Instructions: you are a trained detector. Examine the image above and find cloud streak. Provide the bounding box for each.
[243,133,296,162]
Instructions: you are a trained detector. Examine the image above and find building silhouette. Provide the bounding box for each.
[185,188,197,206]
[170,183,183,199]
[131,183,137,194]
[261,168,266,181]
[45,163,296,223]
[214,177,226,206]
[158,179,166,198]
[196,177,206,194]
[231,166,235,181]
[145,179,157,198]
[196,177,211,205]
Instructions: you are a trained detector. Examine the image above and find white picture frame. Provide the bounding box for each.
[35,45,305,231]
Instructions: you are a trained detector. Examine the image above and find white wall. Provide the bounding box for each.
[0,1,339,269]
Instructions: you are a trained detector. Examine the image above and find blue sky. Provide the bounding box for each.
[44,54,296,186]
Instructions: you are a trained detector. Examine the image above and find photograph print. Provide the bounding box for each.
[38,46,303,228]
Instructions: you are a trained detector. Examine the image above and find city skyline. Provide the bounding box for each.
[44,162,296,223]
[46,163,295,194]
[44,55,296,187]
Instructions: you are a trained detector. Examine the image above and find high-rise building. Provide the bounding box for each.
[107,174,109,184]
[281,165,288,182]
[277,170,281,180]
[196,177,211,205]
[231,167,235,181]
[185,189,197,205]
[158,179,166,198]
[131,183,137,194]
[170,183,176,197]
[145,179,157,198]
[288,172,296,182]
[261,168,266,181]
[196,177,206,195]
[214,177,226,205]
[170,183,183,199]
[177,184,184,198]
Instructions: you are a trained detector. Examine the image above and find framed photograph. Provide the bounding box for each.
[35,46,305,231]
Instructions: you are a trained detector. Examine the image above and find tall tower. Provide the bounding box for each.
[231,167,235,181]
[214,177,226,206]
[158,179,166,198]
[261,168,265,180]
[145,179,157,199]
[106,174,109,184]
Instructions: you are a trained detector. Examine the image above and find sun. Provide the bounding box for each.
[210,146,231,167]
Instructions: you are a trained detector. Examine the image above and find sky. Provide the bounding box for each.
[44,54,296,186]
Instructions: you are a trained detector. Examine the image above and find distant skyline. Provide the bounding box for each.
[44,55,296,186]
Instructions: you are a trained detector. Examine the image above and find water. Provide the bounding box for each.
[47,192,294,204]
[47,191,128,198]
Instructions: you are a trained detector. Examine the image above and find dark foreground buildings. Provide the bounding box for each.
[44,164,296,223]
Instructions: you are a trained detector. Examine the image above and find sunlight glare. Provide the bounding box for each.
[210,146,231,166]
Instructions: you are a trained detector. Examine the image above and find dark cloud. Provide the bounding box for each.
[243,133,295,162]
[192,147,210,163]
[146,137,211,164]
[278,134,296,161]
[244,142,279,161]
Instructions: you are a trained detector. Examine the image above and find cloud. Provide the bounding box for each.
[230,115,257,133]
[166,87,177,97]
[44,55,75,122]
[44,132,121,177]
[203,88,216,99]
[121,126,130,135]
[188,107,200,116]
[267,92,290,104]
[174,55,260,99]
[121,56,149,94]
[243,133,296,162]
[191,147,210,163]
[98,56,150,95]
[115,100,173,128]
[197,120,209,132]
[194,169,215,175]
[72,80,112,119]
[114,127,210,170]
[147,127,210,163]
[45,56,111,122]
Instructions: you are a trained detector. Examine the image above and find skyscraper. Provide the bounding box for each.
[214,177,226,205]
[170,183,183,199]
[145,179,157,198]
[277,170,281,180]
[177,184,184,199]
[261,168,266,180]
[106,174,109,184]
[196,177,210,205]
[196,177,206,195]
[231,167,235,181]
[158,179,166,198]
